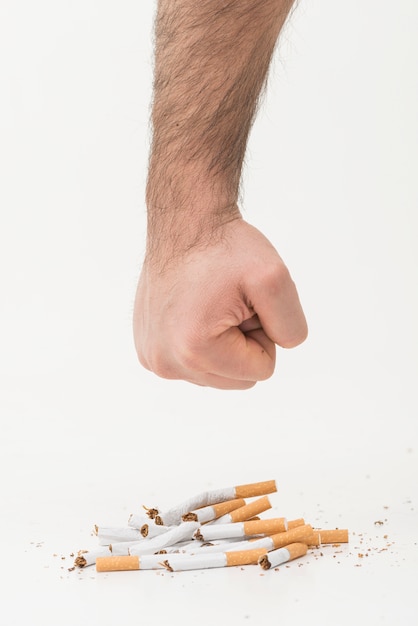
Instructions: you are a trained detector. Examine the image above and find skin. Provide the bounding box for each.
[133,0,308,389]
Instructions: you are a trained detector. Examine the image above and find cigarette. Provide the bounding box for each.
[195,518,287,542]
[258,543,308,570]
[94,526,147,546]
[210,496,274,525]
[161,547,268,572]
[181,498,246,523]
[128,521,200,556]
[317,529,349,544]
[155,480,277,526]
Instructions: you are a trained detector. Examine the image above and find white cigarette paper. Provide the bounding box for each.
[128,514,170,538]
[75,547,112,568]
[95,526,146,546]
[128,521,200,556]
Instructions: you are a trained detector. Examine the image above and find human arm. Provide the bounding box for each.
[133,0,308,389]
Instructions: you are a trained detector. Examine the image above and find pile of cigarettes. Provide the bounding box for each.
[74,479,349,573]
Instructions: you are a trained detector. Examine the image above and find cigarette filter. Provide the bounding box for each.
[196,518,287,542]
[287,518,305,530]
[158,480,277,526]
[268,524,315,549]
[317,529,349,544]
[258,543,308,570]
[182,498,246,524]
[234,480,277,499]
[211,496,273,525]
[308,530,321,546]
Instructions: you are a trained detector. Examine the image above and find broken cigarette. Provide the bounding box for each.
[161,547,268,572]
[96,554,167,572]
[155,480,277,526]
[94,526,147,546]
[195,518,287,542]
[181,498,246,524]
[258,542,308,570]
[210,496,273,525]
[75,547,112,568]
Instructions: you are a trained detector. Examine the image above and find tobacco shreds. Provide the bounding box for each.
[141,524,149,538]
[258,556,271,570]
[182,512,198,522]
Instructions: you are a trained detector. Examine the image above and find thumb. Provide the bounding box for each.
[247,263,308,348]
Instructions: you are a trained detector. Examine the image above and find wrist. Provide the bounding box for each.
[145,197,241,271]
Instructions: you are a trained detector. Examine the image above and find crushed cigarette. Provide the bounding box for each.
[73,479,350,574]
[153,480,277,526]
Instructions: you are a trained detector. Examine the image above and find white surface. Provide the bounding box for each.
[1,1,417,625]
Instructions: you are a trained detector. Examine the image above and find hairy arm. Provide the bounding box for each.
[134,0,307,389]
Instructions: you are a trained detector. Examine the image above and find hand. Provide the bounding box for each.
[133,217,307,390]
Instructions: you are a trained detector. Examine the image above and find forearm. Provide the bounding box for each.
[146,0,295,261]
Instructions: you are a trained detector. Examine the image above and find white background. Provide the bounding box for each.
[1,1,417,624]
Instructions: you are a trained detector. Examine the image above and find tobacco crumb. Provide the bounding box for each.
[68,567,75,572]
[194,529,204,541]
[374,521,384,526]
[161,560,173,572]
[141,524,149,538]
[155,515,164,526]
[258,556,271,571]
[155,550,167,555]
[74,556,87,568]
[143,506,159,520]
